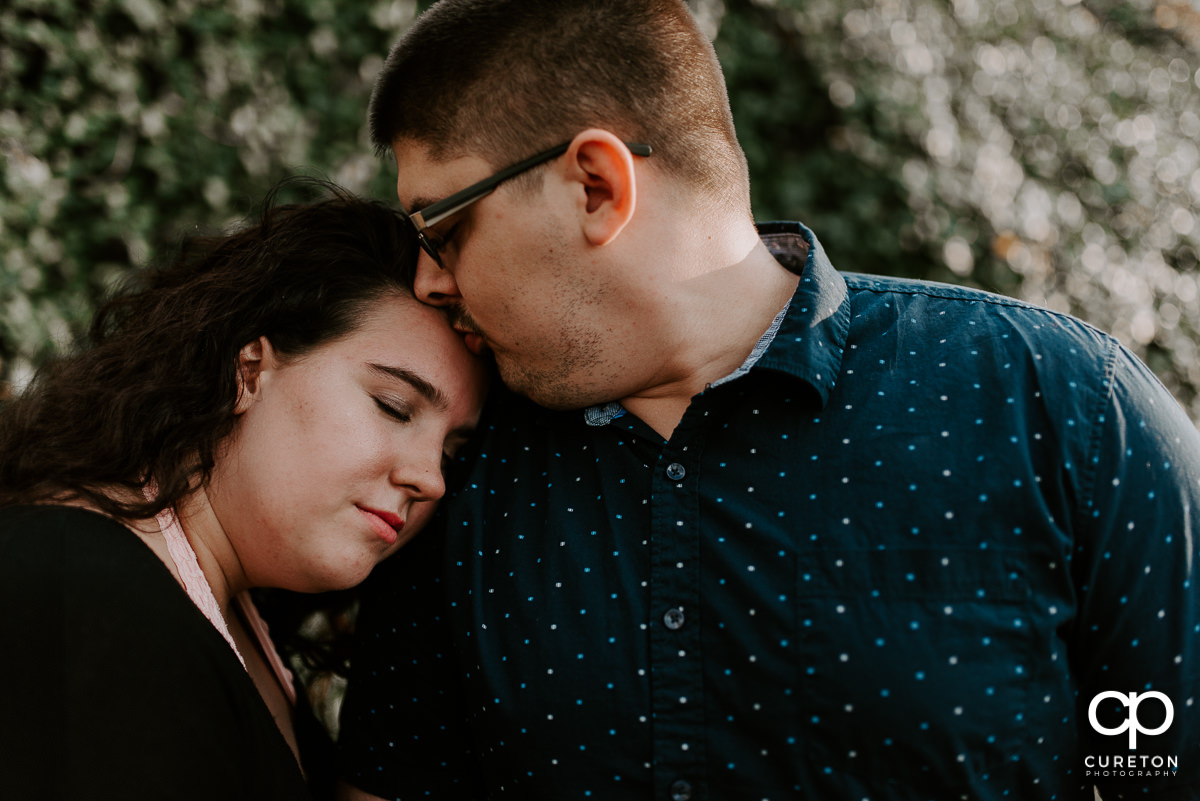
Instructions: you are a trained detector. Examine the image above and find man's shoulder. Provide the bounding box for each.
[844,271,1055,312]
[840,271,1116,352]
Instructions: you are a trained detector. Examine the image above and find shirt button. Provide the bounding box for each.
[670,779,693,801]
[666,462,686,480]
[663,607,686,630]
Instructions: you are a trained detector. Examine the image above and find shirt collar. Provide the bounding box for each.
[753,221,850,408]
[584,222,849,426]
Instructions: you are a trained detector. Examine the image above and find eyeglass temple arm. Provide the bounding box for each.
[413,142,653,228]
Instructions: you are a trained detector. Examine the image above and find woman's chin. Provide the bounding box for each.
[277,563,376,594]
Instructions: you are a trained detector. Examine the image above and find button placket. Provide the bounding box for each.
[650,441,705,801]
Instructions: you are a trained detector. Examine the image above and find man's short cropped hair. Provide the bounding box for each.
[369,0,750,213]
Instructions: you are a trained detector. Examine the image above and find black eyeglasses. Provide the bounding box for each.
[406,140,653,267]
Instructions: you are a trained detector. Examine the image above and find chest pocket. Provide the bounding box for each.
[792,547,1038,789]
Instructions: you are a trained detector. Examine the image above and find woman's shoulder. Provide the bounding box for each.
[0,504,166,587]
[0,503,141,540]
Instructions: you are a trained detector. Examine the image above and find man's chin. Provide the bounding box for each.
[497,362,610,411]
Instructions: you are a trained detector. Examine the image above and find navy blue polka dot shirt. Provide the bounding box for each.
[339,223,1200,801]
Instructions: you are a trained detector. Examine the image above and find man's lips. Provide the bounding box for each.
[454,326,487,355]
[359,506,404,546]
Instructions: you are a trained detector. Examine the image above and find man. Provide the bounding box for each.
[337,1,1200,799]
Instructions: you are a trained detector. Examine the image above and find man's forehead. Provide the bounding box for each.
[391,139,490,210]
[390,139,441,210]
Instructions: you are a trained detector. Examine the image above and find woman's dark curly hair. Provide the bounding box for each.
[0,178,418,520]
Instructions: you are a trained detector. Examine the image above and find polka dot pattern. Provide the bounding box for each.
[339,223,1200,800]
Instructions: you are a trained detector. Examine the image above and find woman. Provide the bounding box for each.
[0,180,488,799]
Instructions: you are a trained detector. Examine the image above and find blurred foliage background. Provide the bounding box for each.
[3,0,1200,423]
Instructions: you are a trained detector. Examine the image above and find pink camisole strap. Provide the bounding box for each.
[235,593,298,706]
[155,507,297,704]
[156,506,245,668]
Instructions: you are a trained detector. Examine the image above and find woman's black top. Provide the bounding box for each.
[0,505,312,801]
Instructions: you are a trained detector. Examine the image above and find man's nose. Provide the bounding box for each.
[413,250,461,306]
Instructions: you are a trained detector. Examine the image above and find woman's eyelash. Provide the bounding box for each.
[374,397,413,423]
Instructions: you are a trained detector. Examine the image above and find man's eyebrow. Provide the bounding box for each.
[369,363,449,411]
[405,196,439,214]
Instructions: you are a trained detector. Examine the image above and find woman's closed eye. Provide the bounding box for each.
[374,396,413,423]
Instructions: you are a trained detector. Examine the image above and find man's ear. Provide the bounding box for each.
[233,336,276,415]
[564,129,640,247]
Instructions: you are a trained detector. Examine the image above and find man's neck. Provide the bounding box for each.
[617,238,799,439]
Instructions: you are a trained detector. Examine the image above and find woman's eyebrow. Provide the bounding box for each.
[368,362,449,411]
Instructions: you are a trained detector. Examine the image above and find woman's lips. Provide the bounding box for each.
[359,506,404,546]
